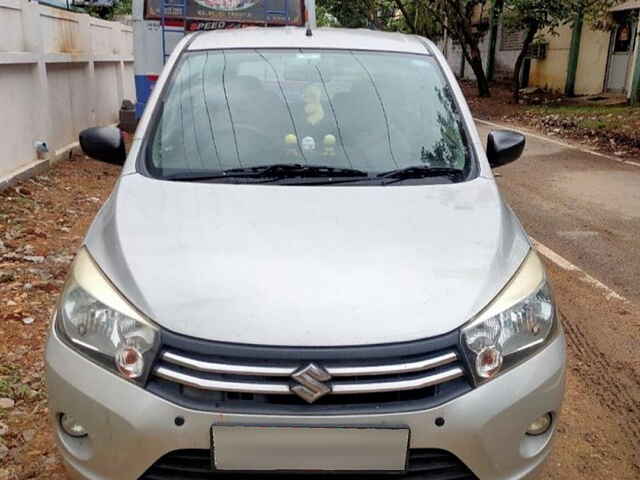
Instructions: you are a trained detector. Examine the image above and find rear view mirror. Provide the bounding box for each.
[79,126,126,165]
[487,130,526,168]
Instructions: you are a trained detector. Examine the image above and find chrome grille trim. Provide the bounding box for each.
[160,350,458,377]
[153,365,464,396]
[154,366,291,394]
[327,351,458,377]
[331,367,464,394]
[162,351,297,377]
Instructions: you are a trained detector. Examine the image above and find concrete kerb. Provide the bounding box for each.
[0,142,82,193]
[0,159,49,193]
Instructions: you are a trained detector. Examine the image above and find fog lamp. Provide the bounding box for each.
[526,413,552,436]
[60,414,88,438]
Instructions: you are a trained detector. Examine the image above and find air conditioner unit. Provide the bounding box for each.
[527,43,548,60]
[72,0,114,6]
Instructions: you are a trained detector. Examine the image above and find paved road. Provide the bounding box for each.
[477,121,640,479]
[477,122,640,305]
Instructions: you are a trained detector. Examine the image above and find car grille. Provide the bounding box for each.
[139,449,479,479]
[147,331,472,414]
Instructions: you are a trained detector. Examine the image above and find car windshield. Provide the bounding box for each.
[146,48,474,184]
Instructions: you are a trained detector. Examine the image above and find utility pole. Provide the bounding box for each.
[305,0,317,28]
[565,7,584,97]
[486,0,503,82]
[630,31,640,105]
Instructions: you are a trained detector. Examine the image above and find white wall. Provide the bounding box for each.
[0,0,135,181]
[441,23,521,82]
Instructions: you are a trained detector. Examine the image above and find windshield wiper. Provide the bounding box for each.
[227,164,369,179]
[165,164,369,182]
[377,165,465,185]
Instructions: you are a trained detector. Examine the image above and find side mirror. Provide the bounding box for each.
[487,130,526,168]
[79,126,126,165]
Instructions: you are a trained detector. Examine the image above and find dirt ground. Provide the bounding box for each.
[0,150,639,478]
[535,260,640,479]
[0,154,120,479]
[462,81,640,159]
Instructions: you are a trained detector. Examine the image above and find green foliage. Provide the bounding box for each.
[316,0,370,28]
[316,5,340,27]
[113,0,133,16]
[502,0,618,35]
[502,0,570,36]
[317,0,404,30]
[575,0,620,29]
[84,0,132,20]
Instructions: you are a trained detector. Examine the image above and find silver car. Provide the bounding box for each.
[46,27,566,480]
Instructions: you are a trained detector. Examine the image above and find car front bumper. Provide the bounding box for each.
[46,328,565,480]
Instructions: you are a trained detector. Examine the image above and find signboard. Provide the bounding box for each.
[186,20,246,31]
[145,0,304,25]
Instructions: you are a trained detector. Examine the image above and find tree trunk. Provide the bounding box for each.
[466,42,491,97]
[513,24,538,102]
[487,0,504,82]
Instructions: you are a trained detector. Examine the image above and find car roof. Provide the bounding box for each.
[187,27,432,55]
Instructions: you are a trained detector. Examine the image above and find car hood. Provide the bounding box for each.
[85,174,530,347]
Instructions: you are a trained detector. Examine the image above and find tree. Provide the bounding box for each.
[317,0,401,30]
[502,0,570,101]
[84,0,132,20]
[395,0,493,97]
[390,0,444,37]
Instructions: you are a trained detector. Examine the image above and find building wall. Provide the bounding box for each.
[529,23,612,95]
[0,0,135,182]
[494,23,522,81]
[528,25,572,92]
[625,31,639,94]
[576,26,611,94]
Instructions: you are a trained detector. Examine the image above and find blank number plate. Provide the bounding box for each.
[211,425,409,472]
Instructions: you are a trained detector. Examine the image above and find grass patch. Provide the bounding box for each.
[0,365,32,401]
[526,104,640,136]
[527,104,640,116]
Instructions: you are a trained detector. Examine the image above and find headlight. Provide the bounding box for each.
[461,249,556,385]
[56,248,159,384]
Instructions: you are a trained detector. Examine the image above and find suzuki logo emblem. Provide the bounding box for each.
[291,363,331,403]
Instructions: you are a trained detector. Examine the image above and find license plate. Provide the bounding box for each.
[211,425,409,472]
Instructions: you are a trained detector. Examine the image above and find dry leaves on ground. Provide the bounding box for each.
[462,81,640,159]
[0,153,120,480]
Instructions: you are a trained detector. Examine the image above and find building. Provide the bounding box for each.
[529,1,639,97]
[442,1,640,101]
